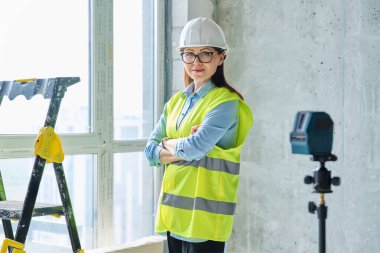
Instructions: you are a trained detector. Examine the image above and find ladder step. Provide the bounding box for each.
[0,201,64,220]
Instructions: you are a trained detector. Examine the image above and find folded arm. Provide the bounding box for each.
[145,100,239,166]
[173,100,239,161]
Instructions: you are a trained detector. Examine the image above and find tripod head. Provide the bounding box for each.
[304,154,340,194]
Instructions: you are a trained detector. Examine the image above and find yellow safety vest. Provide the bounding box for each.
[155,87,253,242]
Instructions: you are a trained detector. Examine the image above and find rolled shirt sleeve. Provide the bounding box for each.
[175,100,239,161]
[144,105,167,167]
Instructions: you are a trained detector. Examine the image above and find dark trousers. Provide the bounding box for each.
[167,232,225,253]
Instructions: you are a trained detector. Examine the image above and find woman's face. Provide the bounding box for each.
[181,47,224,85]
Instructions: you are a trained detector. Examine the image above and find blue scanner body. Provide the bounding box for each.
[290,111,333,156]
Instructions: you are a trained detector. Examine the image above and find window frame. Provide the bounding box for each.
[0,0,165,249]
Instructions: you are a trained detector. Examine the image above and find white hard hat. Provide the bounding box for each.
[177,17,228,51]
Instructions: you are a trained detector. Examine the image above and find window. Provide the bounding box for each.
[113,0,155,140]
[0,0,90,134]
[113,153,154,244]
[0,0,163,251]
[112,0,159,245]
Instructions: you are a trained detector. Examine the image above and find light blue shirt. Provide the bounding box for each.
[145,81,238,166]
[145,81,239,242]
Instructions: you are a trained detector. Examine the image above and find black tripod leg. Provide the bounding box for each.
[318,204,327,253]
[53,163,82,252]
[15,156,46,244]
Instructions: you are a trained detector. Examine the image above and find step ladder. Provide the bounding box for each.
[0,77,84,253]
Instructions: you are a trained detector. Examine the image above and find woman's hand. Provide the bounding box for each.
[158,138,182,164]
[190,125,200,135]
[159,148,181,164]
[162,138,177,155]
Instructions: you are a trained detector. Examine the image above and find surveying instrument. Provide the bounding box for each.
[290,111,341,253]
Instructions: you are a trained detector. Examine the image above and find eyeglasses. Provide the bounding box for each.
[180,51,216,64]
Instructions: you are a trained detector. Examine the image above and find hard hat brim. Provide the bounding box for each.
[176,44,228,52]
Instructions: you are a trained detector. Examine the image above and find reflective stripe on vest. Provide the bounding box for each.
[161,193,236,215]
[172,156,240,175]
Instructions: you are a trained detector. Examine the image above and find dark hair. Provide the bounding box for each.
[183,48,244,100]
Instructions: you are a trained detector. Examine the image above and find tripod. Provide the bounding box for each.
[304,154,340,253]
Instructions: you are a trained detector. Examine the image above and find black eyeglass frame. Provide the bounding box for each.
[180,51,217,64]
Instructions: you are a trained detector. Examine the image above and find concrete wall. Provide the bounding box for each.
[172,0,380,252]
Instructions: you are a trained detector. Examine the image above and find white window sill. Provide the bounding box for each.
[87,236,166,253]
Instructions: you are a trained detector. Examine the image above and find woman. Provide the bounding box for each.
[145,17,253,253]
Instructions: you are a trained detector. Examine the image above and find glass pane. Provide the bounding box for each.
[113,0,154,140]
[0,0,90,134]
[113,152,154,244]
[0,155,96,252]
